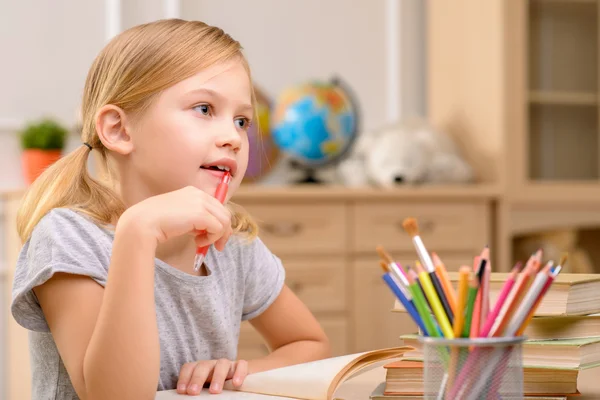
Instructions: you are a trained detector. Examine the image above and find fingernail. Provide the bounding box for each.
[177,383,186,392]
[211,383,221,392]
[189,384,199,393]
[234,377,241,385]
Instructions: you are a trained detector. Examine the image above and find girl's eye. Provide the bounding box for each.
[193,104,211,116]
[235,118,251,130]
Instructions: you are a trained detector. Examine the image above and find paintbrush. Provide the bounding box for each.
[402,217,454,325]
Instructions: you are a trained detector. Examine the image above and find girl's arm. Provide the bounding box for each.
[247,284,332,373]
[33,186,231,399]
[34,216,160,400]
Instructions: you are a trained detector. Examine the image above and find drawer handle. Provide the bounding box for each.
[289,282,304,292]
[262,222,302,237]
[399,219,435,234]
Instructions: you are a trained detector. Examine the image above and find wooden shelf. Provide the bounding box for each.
[234,184,502,202]
[532,0,597,4]
[508,181,600,205]
[529,91,598,106]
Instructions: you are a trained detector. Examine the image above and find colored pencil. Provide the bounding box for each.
[469,257,486,338]
[403,218,454,325]
[462,277,479,338]
[406,268,440,337]
[415,261,454,339]
[376,245,409,286]
[505,262,553,336]
[433,252,458,316]
[516,261,563,336]
[479,262,521,337]
[469,287,482,338]
[453,266,471,338]
[379,262,428,335]
[478,247,491,332]
[491,256,538,337]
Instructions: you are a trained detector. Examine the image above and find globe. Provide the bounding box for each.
[243,86,280,183]
[271,78,359,183]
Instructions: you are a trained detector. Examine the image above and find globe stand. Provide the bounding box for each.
[289,160,324,184]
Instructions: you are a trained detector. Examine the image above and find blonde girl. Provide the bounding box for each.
[11,19,330,400]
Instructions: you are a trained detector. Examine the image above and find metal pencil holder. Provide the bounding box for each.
[417,336,525,400]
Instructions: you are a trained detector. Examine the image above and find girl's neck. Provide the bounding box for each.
[155,236,207,276]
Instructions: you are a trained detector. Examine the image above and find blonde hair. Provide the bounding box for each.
[17,19,258,243]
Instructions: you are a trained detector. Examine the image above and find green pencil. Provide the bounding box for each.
[462,278,479,338]
[407,269,440,337]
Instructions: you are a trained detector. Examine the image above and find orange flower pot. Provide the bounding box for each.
[22,149,62,184]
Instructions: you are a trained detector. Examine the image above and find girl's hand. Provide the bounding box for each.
[176,359,248,395]
[120,186,233,250]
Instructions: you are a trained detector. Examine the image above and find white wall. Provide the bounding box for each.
[182,0,426,131]
[0,1,426,396]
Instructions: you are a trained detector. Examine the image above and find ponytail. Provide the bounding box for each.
[16,145,125,243]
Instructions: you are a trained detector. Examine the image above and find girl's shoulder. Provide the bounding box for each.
[11,207,113,332]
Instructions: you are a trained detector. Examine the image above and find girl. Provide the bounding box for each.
[11,19,331,400]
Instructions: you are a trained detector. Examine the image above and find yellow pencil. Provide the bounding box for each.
[453,266,470,338]
[415,261,454,339]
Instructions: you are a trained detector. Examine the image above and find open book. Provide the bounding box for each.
[155,347,412,400]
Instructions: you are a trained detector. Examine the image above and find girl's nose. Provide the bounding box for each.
[216,123,242,152]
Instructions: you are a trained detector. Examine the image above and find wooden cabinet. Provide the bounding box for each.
[2,186,496,400]
[232,186,495,358]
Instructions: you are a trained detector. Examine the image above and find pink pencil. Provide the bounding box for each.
[479,247,491,332]
[479,262,521,337]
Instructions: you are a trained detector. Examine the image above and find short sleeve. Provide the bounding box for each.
[241,237,286,321]
[11,208,111,332]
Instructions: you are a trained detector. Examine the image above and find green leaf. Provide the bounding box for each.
[19,118,68,150]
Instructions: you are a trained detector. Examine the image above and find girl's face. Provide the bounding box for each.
[123,58,252,203]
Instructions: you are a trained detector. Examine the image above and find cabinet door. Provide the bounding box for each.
[352,258,418,353]
[351,253,476,353]
[237,316,348,360]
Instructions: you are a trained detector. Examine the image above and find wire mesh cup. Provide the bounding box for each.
[417,336,525,400]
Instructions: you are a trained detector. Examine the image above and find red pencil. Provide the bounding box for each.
[193,172,231,272]
[479,262,521,337]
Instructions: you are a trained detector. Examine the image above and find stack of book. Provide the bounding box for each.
[383,273,600,399]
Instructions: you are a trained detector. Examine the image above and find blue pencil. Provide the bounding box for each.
[382,273,428,335]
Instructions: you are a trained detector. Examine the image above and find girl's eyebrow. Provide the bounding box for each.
[184,88,252,113]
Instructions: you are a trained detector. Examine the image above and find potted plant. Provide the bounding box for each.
[19,118,68,184]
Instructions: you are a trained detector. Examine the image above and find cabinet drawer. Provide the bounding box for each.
[237,316,349,359]
[388,252,479,273]
[352,259,419,352]
[242,203,347,255]
[352,202,490,254]
[284,257,347,313]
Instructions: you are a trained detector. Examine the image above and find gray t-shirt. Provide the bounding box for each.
[11,207,285,400]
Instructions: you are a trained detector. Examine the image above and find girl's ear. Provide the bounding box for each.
[96,105,134,155]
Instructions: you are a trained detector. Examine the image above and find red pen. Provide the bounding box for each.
[193,171,232,272]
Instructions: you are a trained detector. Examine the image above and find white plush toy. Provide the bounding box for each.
[337,119,474,187]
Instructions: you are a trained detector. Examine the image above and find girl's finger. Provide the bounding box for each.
[232,360,248,388]
[199,195,232,228]
[192,213,224,241]
[214,225,233,251]
[176,362,198,394]
[209,359,234,394]
[187,361,214,395]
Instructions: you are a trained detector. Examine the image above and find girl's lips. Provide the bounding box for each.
[200,167,230,179]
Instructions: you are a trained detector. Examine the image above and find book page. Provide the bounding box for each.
[155,348,410,400]
[221,348,410,400]
[155,389,294,399]
[221,352,369,400]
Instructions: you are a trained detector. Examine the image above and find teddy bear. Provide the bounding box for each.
[336,118,474,187]
[513,229,595,274]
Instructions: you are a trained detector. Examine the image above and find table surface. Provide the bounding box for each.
[155,362,600,399]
